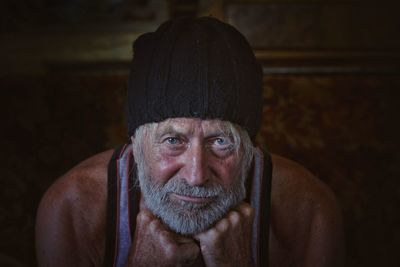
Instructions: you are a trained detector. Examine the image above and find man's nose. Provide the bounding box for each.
[182,144,209,186]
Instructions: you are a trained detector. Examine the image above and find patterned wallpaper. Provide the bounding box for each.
[1,73,399,266]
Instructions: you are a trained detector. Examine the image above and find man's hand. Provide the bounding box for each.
[194,202,255,267]
[126,209,200,267]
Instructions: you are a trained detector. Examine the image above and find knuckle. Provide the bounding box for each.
[239,203,254,218]
[137,210,152,223]
[208,229,220,243]
[148,219,162,232]
[159,230,172,243]
[216,218,230,233]
[229,210,241,225]
[164,243,178,259]
[245,206,255,218]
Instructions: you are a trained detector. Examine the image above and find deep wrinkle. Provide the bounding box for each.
[148,119,242,188]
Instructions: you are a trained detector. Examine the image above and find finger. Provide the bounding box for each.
[194,225,224,250]
[236,202,254,220]
[193,227,216,243]
[227,210,241,226]
[148,219,164,232]
[136,209,156,225]
[193,231,204,242]
[157,227,198,249]
[215,217,230,232]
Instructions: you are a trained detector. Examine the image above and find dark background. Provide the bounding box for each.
[1,0,400,266]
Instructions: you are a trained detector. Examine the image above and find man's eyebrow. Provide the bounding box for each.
[154,124,189,139]
[204,130,231,138]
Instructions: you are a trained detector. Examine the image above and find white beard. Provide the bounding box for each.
[136,164,246,235]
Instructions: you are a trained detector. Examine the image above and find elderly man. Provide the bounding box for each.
[36,17,344,267]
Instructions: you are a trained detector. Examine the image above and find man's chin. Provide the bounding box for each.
[163,219,214,236]
[155,207,221,236]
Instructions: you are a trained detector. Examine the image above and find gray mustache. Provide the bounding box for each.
[162,179,223,198]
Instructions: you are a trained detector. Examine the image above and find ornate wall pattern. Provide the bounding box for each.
[259,75,400,266]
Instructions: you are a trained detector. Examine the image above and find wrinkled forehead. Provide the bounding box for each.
[153,118,236,137]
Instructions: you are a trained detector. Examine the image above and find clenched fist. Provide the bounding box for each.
[194,202,255,267]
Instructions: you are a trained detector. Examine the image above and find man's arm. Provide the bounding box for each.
[36,177,86,267]
[35,152,110,267]
[302,196,344,267]
[270,155,345,267]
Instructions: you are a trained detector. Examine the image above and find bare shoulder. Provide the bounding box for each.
[269,154,344,267]
[36,149,115,267]
[270,154,338,210]
[38,149,114,221]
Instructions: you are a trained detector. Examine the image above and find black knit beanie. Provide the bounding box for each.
[127,16,263,140]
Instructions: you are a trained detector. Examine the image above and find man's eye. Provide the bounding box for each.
[165,137,181,145]
[210,137,234,157]
[215,138,228,145]
[213,137,233,148]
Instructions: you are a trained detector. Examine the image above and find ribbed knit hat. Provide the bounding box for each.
[127,16,263,140]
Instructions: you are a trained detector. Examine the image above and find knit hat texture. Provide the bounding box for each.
[127,16,263,139]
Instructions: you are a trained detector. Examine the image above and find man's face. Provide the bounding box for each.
[132,118,251,235]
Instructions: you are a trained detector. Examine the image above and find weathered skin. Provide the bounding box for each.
[36,120,344,267]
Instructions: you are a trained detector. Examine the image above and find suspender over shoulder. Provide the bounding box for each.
[103,145,124,267]
[247,147,273,267]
